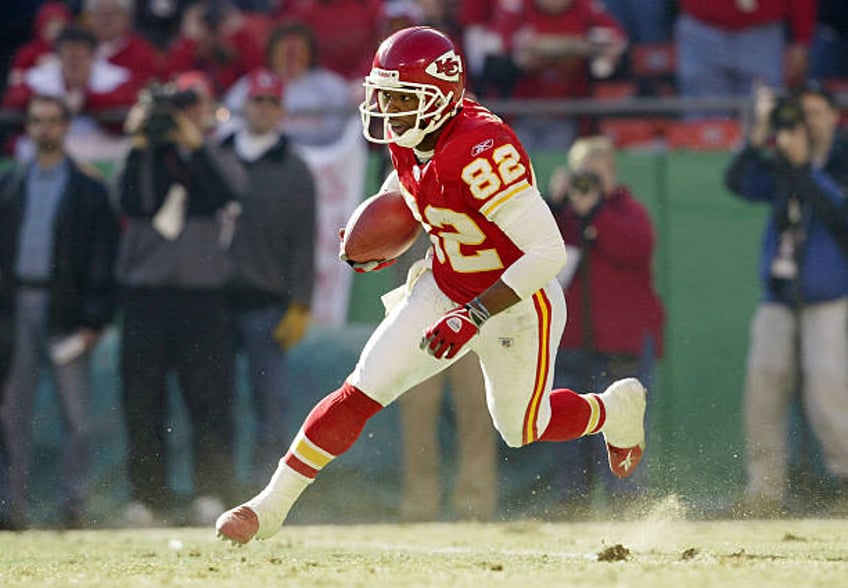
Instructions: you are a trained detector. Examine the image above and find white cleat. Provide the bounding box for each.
[600,378,647,479]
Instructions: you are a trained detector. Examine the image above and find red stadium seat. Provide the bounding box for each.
[592,81,638,101]
[599,117,666,148]
[664,119,742,151]
[629,43,677,97]
[630,43,676,77]
[823,78,848,97]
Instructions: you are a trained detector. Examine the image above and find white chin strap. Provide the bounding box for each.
[394,126,427,148]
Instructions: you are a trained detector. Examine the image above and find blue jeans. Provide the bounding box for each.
[810,25,848,79]
[603,0,674,43]
[552,337,656,506]
[231,304,290,485]
[510,115,579,153]
[675,14,784,98]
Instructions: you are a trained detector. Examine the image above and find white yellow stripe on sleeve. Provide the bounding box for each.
[490,185,568,300]
[479,179,532,220]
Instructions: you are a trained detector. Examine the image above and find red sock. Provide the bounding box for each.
[539,388,606,442]
[283,382,383,478]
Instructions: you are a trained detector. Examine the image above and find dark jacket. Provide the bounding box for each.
[0,159,120,335]
[115,141,246,289]
[724,131,848,304]
[553,185,665,358]
[219,133,317,308]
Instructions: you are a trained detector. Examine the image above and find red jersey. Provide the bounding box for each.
[388,99,535,304]
[102,34,163,85]
[680,0,815,44]
[164,26,264,95]
[9,39,54,80]
[10,2,73,74]
[490,0,626,99]
[276,0,385,80]
[458,0,498,26]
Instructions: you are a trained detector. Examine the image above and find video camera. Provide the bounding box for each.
[567,170,602,196]
[137,83,200,145]
[770,97,805,131]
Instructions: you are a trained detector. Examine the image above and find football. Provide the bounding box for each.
[341,189,421,262]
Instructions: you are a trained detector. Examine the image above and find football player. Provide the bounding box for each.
[216,26,646,544]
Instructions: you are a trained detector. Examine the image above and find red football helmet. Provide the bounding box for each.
[360,26,466,148]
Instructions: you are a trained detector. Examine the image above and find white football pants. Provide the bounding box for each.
[348,268,566,448]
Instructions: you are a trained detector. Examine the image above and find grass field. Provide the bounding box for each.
[1,498,847,588]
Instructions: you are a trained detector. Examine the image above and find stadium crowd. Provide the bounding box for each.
[0,0,847,530]
[0,0,845,156]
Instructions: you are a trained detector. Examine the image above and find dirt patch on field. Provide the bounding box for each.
[597,544,630,562]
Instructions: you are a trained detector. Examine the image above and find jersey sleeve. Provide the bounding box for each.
[497,191,567,299]
[439,123,566,299]
[439,123,536,220]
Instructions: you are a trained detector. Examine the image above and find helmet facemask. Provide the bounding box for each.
[360,70,461,148]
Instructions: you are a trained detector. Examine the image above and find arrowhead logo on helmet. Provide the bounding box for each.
[426,50,463,82]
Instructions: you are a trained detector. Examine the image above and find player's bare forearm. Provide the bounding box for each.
[475,280,521,317]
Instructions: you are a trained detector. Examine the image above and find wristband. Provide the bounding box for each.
[464,297,491,328]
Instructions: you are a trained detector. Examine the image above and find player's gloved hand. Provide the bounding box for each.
[338,228,397,273]
[421,298,491,360]
[341,256,398,273]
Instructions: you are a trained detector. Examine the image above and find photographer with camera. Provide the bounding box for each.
[725,83,848,517]
[115,71,247,527]
[544,136,664,518]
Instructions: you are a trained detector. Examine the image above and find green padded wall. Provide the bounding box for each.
[0,149,775,522]
[349,149,770,506]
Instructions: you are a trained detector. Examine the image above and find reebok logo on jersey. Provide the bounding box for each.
[426,50,463,82]
[471,138,494,157]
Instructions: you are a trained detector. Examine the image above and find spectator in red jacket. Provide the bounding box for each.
[490,0,627,150]
[7,2,74,88]
[164,0,265,96]
[4,26,140,115]
[675,0,815,98]
[3,26,140,162]
[547,135,664,517]
[274,0,385,84]
[84,0,164,86]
